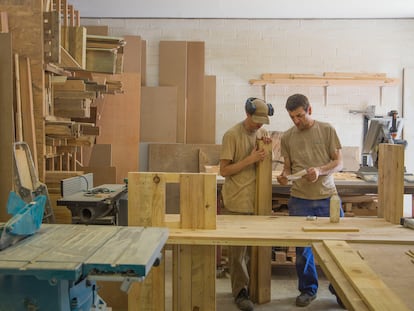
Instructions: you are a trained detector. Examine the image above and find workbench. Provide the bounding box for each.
[165,214,414,310]
[0,224,168,310]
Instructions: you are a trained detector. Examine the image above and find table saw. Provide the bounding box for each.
[0,223,168,310]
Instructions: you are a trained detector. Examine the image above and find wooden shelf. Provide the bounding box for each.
[250,72,399,105]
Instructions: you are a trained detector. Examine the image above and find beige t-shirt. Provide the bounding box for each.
[220,122,257,213]
[281,121,342,200]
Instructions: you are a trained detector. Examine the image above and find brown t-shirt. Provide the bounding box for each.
[281,120,342,200]
[220,122,257,213]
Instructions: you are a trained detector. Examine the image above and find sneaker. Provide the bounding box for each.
[295,292,316,307]
[235,288,254,311]
[328,284,346,309]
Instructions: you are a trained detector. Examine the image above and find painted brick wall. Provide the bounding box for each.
[81,18,414,168]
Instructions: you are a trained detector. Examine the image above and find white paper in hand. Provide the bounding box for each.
[287,169,307,181]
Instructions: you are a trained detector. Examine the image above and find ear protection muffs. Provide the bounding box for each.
[245,97,274,116]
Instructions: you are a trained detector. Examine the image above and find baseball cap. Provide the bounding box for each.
[251,98,270,124]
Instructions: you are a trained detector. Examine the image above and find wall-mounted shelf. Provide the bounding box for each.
[249,72,399,105]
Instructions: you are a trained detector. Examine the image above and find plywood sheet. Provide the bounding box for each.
[96,73,140,183]
[0,33,14,222]
[159,41,187,143]
[88,144,112,166]
[140,86,178,143]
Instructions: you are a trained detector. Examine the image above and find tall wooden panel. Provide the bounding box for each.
[186,41,205,143]
[140,86,178,143]
[123,35,142,74]
[159,41,187,143]
[378,143,404,224]
[0,33,14,222]
[96,73,140,183]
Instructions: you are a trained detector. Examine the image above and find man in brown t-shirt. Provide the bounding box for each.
[220,97,273,311]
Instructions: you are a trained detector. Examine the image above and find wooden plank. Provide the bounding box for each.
[140,86,178,143]
[141,40,147,86]
[0,33,14,222]
[323,240,409,311]
[303,227,359,232]
[86,48,117,74]
[0,11,8,33]
[67,26,87,69]
[128,172,166,311]
[312,242,369,311]
[250,139,272,303]
[176,173,217,311]
[378,144,405,223]
[159,41,187,143]
[203,75,216,144]
[19,56,38,169]
[186,41,205,144]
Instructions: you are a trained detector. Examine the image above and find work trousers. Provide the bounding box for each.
[221,207,252,298]
[288,196,344,296]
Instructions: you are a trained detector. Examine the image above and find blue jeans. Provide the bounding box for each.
[288,196,344,296]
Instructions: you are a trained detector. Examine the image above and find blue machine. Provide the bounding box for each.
[0,192,168,311]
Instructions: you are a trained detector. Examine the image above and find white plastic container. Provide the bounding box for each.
[330,194,341,223]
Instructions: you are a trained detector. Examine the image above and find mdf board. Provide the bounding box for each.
[85,25,109,36]
[140,86,178,143]
[0,1,46,180]
[204,75,217,144]
[123,35,142,74]
[186,41,205,144]
[0,33,14,222]
[159,41,187,143]
[96,73,141,183]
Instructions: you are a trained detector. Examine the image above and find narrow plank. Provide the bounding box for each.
[186,41,205,143]
[159,41,187,143]
[250,139,272,303]
[323,240,409,311]
[19,56,38,169]
[1,11,8,33]
[0,33,14,221]
[312,242,369,311]
[203,75,216,144]
[303,227,359,232]
[128,172,166,311]
[378,144,404,223]
[67,26,87,69]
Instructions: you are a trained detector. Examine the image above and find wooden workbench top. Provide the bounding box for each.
[165,215,414,246]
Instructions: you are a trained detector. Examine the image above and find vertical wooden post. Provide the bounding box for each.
[173,173,217,311]
[249,140,272,303]
[127,172,168,311]
[378,144,405,224]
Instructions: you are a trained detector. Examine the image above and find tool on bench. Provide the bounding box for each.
[13,142,55,223]
[400,217,414,230]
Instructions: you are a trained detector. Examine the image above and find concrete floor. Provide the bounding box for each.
[164,250,345,311]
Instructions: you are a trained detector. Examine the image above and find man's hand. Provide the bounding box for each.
[305,167,320,183]
[276,174,288,185]
[250,145,267,162]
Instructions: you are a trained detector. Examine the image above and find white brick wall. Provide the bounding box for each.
[82,18,414,169]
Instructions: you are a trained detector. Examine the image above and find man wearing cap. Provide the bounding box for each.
[219,97,273,311]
